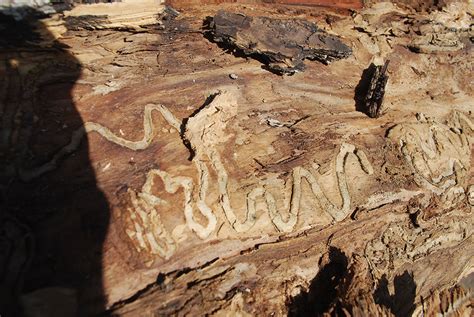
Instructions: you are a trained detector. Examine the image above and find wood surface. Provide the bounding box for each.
[0,0,473,315]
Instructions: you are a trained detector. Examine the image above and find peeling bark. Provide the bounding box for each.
[208,10,352,74]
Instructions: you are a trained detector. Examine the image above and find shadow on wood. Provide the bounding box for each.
[374,272,417,317]
[0,9,109,316]
[288,247,349,316]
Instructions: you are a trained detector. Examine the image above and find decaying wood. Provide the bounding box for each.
[208,10,352,74]
[356,60,389,118]
[166,0,363,10]
[0,0,473,316]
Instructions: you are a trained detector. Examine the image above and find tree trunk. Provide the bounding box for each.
[1,1,472,316]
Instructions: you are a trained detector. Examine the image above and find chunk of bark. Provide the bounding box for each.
[355,60,389,118]
[207,10,352,74]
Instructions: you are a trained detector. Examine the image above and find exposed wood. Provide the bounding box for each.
[0,1,473,316]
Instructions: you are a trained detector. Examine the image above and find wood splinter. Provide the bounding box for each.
[356,60,390,118]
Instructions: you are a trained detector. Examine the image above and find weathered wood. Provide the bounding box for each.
[208,10,352,74]
[0,1,473,316]
[165,0,363,10]
[355,60,389,118]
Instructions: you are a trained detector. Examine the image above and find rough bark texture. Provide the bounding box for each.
[208,10,352,74]
[355,60,389,118]
[0,0,473,316]
[166,0,363,10]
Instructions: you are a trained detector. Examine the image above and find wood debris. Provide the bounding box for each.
[208,10,352,74]
[356,60,389,118]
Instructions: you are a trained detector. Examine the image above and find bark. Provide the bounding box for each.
[208,10,352,74]
[0,0,473,316]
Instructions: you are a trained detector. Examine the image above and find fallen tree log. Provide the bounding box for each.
[0,1,473,316]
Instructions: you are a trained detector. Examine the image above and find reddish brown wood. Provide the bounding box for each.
[165,0,363,10]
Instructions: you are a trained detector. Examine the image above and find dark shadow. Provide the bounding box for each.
[1,8,109,316]
[374,271,417,317]
[288,247,349,317]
